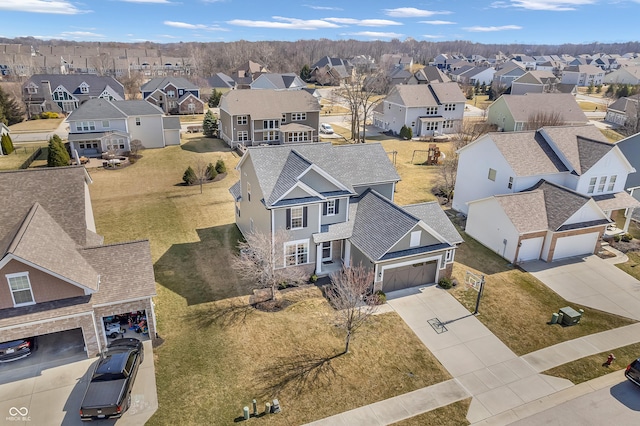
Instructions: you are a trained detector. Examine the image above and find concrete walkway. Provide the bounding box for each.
[305,285,640,426]
[523,255,640,321]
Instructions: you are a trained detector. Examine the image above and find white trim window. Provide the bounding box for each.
[445,249,454,263]
[291,112,306,121]
[424,121,437,131]
[263,119,279,129]
[326,200,336,215]
[287,132,308,142]
[598,176,606,193]
[6,272,35,307]
[488,168,497,181]
[425,106,437,115]
[247,182,251,202]
[76,121,96,132]
[290,207,304,229]
[285,240,309,266]
[102,120,110,128]
[135,117,141,126]
[79,83,89,94]
[607,175,617,192]
[443,103,456,111]
[588,177,597,194]
[237,115,248,125]
[238,131,249,142]
[263,130,279,141]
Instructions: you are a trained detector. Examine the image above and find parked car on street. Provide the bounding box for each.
[625,357,640,387]
[0,337,37,363]
[79,338,144,421]
[320,123,334,134]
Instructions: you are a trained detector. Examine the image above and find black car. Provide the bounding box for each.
[80,338,144,421]
[0,337,37,363]
[625,357,640,387]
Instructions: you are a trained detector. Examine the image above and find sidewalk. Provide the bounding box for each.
[305,285,640,425]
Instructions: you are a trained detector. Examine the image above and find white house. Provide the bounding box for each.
[372,83,466,137]
[603,66,640,85]
[67,98,181,157]
[561,65,604,86]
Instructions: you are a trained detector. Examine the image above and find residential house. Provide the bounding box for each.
[510,70,561,95]
[453,125,639,261]
[229,143,463,292]
[0,167,157,357]
[372,82,466,137]
[616,132,640,216]
[486,93,588,132]
[22,74,125,116]
[449,66,495,86]
[218,89,321,148]
[604,66,640,85]
[348,55,377,72]
[406,66,450,85]
[492,61,527,89]
[387,67,414,86]
[309,57,352,86]
[605,95,640,127]
[67,98,181,157]
[431,53,467,71]
[232,61,270,89]
[511,55,537,71]
[250,73,307,91]
[561,65,604,87]
[205,72,237,91]
[535,60,565,74]
[140,77,204,115]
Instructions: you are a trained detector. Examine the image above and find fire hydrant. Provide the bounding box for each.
[605,353,616,367]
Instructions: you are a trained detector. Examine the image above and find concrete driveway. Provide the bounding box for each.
[0,340,157,425]
[522,255,640,320]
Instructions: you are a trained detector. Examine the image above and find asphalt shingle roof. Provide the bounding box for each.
[220,89,320,119]
[494,191,549,233]
[498,93,588,124]
[403,202,464,244]
[26,74,124,98]
[68,98,163,121]
[141,76,198,92]
[542,125,612,175]
[524,180,594,231]
[489,131,568,176]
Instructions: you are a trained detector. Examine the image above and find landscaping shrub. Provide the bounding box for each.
[614,234,621,242]
[400,125,413,140]
[40,111,58,119]
[622,233,634,242]
[46,134,70,167]
[438,277,453,289]
[374,290,386,304]
[182,166,196,185]
[1,133,15,155]
[206,162,217,180]
[215,159,226,174]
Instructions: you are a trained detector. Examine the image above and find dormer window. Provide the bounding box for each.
[27,85,38,94]
[80,82,89,94]
[6,272,35,307]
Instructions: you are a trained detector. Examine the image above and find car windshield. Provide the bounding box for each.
[0,340,25,349]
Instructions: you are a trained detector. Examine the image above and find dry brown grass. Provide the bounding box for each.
[0,143,47,170]
[9,118,64,132]
[391,399,471,426]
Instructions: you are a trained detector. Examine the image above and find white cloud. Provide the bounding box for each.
[305,4,342,10]
[342,31,404,39]
[491,1,595,11]
[159,34,179,38]
[383,7,451,18]
[60,31,105,38]
[323,18,402,26]
[228,17,341,30]
[0,0,88,15]
[118,0,173,3]
[465,24,523,32]
[422,34,445,39]
[419,20,456,25]
[164,21,208,29]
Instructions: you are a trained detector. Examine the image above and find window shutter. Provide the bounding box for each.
[286,208,291,230]
[335,200,339,214]
[303,206,308,227]
[323,202,327,215]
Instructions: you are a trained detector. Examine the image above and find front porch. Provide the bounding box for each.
[594,191,640,236]
[314,239,345,277]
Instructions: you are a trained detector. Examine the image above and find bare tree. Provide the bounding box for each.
[233,230,308,302]
[117,72,145,100]
[193,159,209,194]
[326,264,378,354]
[524,111,567,130]
[622,96,640,136]
[129,139,143,157]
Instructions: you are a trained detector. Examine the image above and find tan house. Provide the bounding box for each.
[0,167,157,357]
[218,89,321,148]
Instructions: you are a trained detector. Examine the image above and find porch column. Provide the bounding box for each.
[316,243,322,274]
[344,241,351,267]
[624,208,634,232]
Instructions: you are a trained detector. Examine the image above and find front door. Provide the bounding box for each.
[322,241,332,262]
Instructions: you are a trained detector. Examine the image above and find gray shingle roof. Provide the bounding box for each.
[524,180,595,231]
[499,93,588,123]
[68,98,163,121]
[489,131,568,176]
[541,125,612,175]
[251,73,306,90]
[494,191,548,233]
[229,181,241,201]
[220,89,320,119]
[112,100,164,116]
[244,143,400,207]
[385,82,465,107]
[25,74,125,99]
[141,76,198,92]
[206,73,236,89]
[403,202,463,244]
[616,132,640,189]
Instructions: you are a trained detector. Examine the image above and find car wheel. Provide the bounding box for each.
[109,333,117,338]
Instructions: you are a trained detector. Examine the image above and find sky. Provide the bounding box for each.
[0,0,639,45]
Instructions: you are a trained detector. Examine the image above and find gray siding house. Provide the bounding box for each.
[219,89,321,148]
[230,143,462,293]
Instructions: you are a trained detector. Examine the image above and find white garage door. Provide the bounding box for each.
[518,237,543,262]
[552,232,599,261]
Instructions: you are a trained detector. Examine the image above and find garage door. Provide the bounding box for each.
[383,261,437,292]
[518,237,543,262]
[552,232,599,261]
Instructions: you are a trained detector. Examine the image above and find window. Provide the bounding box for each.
[166,90,176,98]
[188,103,196,113]
[285,240,309,266]
[27,85,37,94]
[263,119,279,129]
[76,121,95,132]
[287,132,308,142]
[291,112,306,121]
[322,241,332,260]
[237,115,248,125]
[247,182,251,202]
[238,131,249,141]
[80,84,89,94]
[281,114,287,123]
[410,231,421,248]
[263,131,279,141]
[588,177,597,193]
[445,249,454,263]
[79,143,85,149]
[250,218,254,233]
[442,120,454,129]
[289,207,304,229]
[7,273,34,306]
[102,120,109,128]
[488,168,497,181]
[508,176,513,189]
[426,106,438,115]
[324,200,336,216]
[598,176,606,193]
[444,103,456,111]
[607,175,617,192]
[424,121,437,131]
[135,117,141,126]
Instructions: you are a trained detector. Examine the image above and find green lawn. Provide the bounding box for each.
[88,136,454,425]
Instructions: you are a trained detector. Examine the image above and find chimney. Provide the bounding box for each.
[40,80,52,100]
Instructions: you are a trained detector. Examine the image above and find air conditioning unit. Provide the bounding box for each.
[559,306,582,326]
